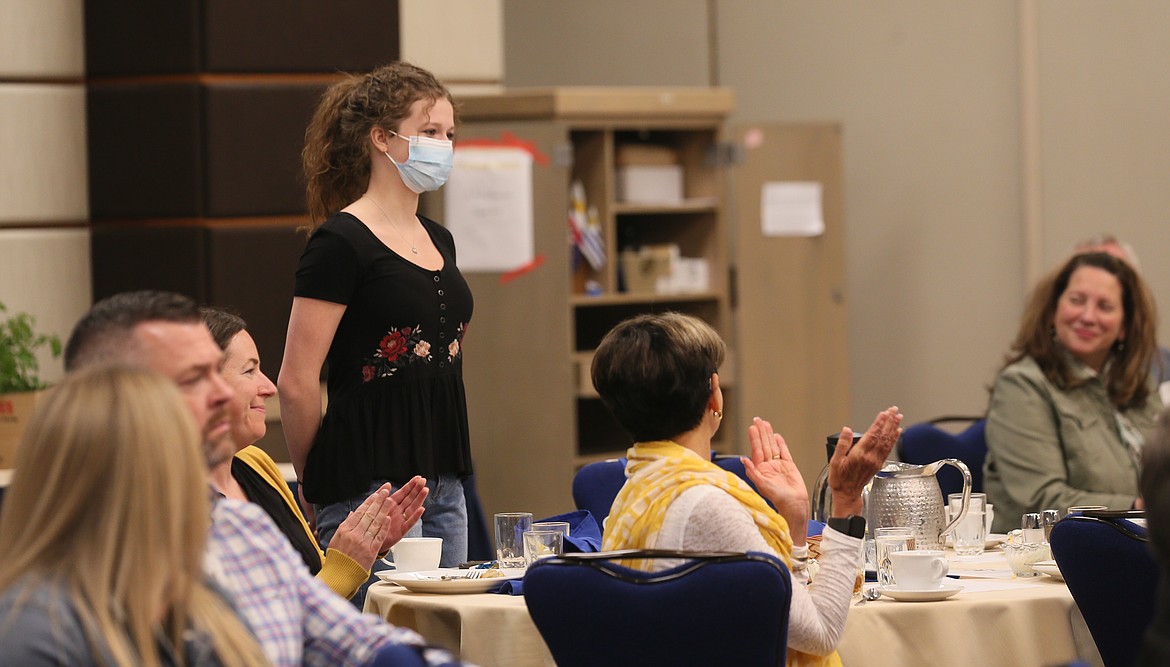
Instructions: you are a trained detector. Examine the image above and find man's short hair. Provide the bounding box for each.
[64,291,201,371]
[1074,233,1141,270]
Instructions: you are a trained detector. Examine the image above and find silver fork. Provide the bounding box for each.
[440,570,487,580]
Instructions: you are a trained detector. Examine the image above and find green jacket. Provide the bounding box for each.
[984,356,1163,533]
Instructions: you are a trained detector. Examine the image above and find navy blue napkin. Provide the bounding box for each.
[534,510,602,553]
[495,579,524,595]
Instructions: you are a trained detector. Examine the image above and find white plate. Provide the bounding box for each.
[1031,560,1064,581]
[878,582,963,602]
[377,568,525,594]
[946,533,1008,550]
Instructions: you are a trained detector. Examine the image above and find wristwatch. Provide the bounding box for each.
[827,515,867,539]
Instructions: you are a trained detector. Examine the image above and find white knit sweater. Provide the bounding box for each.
[648,485,860,656]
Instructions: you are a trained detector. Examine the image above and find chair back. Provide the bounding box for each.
[898,416,987,497]
[525,550,791,667]
[1050,512,1160,667]
[571,458,627,524]
[368,643,445,667]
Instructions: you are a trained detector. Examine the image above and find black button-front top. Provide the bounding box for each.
[293,212,474,505]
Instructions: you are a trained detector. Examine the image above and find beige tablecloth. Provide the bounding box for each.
[365,553,1085,667]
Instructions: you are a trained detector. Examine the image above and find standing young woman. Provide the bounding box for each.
[0,365,267,667]
[280,61,473,566]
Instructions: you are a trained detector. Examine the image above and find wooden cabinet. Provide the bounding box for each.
[422,88,736,520]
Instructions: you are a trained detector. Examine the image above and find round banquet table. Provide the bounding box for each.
[364,550,1096,667]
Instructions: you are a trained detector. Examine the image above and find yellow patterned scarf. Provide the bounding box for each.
[602,440,842,667]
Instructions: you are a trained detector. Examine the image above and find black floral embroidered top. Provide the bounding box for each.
[294,212,474,505]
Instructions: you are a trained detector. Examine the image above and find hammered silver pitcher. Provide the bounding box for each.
[867,459,972,550]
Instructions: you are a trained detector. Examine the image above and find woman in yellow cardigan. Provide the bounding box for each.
[202,307,428,599]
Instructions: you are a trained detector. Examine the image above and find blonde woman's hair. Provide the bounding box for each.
[0,365,267,667]
[302,61,455,230]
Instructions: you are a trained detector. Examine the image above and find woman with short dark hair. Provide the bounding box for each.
[593,312,902,665]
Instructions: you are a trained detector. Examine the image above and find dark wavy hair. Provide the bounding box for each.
[301,61,455,230]
[199,306,247,351]
[1001,251,1156,409]
[591,312,726,442]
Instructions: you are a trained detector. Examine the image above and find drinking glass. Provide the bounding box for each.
[948,493,987,555]
[532,521,571,537]
[1021,512,1045,543]
[495,512,533,568]
[1041,509,1060,542]
[523,529,564,565]
[874,527,916,587]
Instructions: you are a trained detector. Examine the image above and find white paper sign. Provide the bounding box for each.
[761,181,824,237]
[444,147,534,272]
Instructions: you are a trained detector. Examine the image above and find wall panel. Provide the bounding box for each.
[0,228,91,386]
[0,0,84,78]
[0,84,88,225]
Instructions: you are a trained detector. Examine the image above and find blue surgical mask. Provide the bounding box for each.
[385,131,454,193]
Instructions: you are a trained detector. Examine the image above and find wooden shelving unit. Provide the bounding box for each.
[422,88,736,520]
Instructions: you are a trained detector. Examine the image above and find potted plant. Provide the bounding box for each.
[0,302,61,468]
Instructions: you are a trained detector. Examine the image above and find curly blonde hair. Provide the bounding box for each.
[302,61,455,229]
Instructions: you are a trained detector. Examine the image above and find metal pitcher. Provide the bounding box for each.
[867,460,971,550]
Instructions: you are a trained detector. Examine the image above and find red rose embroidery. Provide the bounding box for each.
[378,331,409,361]
[362,365,375,382]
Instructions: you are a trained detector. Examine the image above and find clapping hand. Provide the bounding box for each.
[829,406,903,517]
[743,417,809,546]
[379,475,428,552]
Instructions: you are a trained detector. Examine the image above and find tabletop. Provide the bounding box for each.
[364,549,1093,667]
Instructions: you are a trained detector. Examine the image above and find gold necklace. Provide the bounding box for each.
[367,195,418,254]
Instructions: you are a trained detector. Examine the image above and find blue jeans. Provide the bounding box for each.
[316,474,468,568]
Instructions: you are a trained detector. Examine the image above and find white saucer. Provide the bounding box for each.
[878,582,963,602]
[376,568,525,594]
[1030,560,1064,581]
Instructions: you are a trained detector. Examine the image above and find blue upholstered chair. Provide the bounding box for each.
[525,550,791,667]
[571,457,627,524]
[1050,512,1160,667]
[898,416,987,498]
[572,453,778,527]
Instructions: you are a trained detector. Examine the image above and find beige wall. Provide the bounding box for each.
[503,0,1170,436]
[0,0,88,386]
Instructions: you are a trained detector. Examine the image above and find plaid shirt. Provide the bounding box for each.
[206,498,462,667]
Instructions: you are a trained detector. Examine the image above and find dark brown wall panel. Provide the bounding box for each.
[89,82,326,219]
[88,83,204,219]
[204,83,327,216]
[204,0,399,72]
[86,1,398,76]
[91,225,209,302]
[85,1,201,76]
[206,224,306,381]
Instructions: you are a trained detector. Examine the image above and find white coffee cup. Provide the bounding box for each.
[390,537,442,572]
[889,549,949,589]
[985,504,995,534]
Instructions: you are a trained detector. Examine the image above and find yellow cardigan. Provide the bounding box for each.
[234,446,370,599]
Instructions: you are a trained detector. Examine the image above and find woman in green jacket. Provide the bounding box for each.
[985,252,1163,532]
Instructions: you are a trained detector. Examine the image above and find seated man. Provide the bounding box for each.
[63,291,460,667]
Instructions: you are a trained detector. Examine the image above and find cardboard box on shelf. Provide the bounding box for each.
[0,391,41,469]
[620,245,677,294]
[616,165,684,204]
